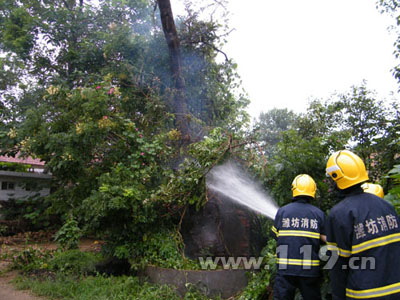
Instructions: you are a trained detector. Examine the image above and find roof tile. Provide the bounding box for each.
[0,153,45,166]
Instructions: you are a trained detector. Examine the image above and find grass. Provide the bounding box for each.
[13,274,199,300]
[5,246,220,300]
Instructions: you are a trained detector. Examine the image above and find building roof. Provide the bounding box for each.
[0,153,45,167]
[0,170,52,180]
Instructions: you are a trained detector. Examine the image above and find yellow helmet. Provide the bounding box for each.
[326,150,369,190]
[292,174,317,198]
[362,183,384,198]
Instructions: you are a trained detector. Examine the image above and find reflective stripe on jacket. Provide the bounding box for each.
[272,197,326,277]
[326,188,400,299]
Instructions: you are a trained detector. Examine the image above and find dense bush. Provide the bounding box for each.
[237,239,277,300]
[0,162,31,172]
[0,197,60,233]
[8,246,54,273]
[386,164,400,213]
[49,250,101,276]
[54,217,82,251]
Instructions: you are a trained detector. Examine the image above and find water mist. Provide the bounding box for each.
[206,161,279,220]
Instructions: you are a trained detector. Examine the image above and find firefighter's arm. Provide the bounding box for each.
[271,226,278,240]
[320,234,327,243]
[271,209,280,240]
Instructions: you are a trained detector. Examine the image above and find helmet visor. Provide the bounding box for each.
[326,164,344,180]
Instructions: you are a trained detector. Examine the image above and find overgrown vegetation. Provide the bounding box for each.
[1,0,400,299]
[4,247,219,299]
[0,161,31,172]
[237,239,277,300]
[386,164,400,212]
[14,275,217,300]
[54,217,82,251]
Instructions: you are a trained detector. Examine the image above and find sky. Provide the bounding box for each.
[171,0,400,120]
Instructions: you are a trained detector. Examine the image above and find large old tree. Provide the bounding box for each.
[0,0,248,257]
[157,0,190,139]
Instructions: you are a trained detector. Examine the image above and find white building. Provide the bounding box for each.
[0,154,52,201]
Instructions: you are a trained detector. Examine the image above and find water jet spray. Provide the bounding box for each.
[206,161,279,220]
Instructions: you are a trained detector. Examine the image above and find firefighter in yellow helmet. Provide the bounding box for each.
[362,183,384,198]
[271,174,326,300]
[325,150,400,300]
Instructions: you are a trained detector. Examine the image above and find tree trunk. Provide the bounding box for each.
[157,0,190,140]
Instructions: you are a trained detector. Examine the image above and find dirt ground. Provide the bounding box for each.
[0,238,101,300]
[0,267,46,300]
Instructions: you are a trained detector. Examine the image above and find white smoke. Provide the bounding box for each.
[206,161,279,220]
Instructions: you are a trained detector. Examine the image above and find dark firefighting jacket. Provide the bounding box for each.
[272,197,326,277]
[326,187,400,300]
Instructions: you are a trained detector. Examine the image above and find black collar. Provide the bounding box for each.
[336,184,364,198]
[292,196,311,203]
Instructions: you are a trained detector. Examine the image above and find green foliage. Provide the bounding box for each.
[8,247,100,276]
[238,239,277,300]
[0,1,248,266]
[84,127,250,262]
[129,229,199,270]
[253,99,349,209]
[0,223,8,236]
[340,85,399,183]
[255,84,400,211]
[55,217,82,251]
[155,128,235,207]
[253,108,299,158]
[14,274,215,300]
[8,246,213,300]
[379,0,400,83]
[0,0,247,134]
[15,80,172,221]
[0,5,36,59]
[9,246,54,273]
[1,6,398,300]
[264,129,337,209]
[49,250,101,276]
[386,164,400,213]
[0,196,57,231]
[0,161,30,172]
[79,129,176,259]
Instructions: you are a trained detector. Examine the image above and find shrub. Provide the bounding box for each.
[386,164,400,214]
[49,250,101,276]
[237,239,277,300]
[0,196,59,233]
[54,217,82,250]
[9,246,54,273]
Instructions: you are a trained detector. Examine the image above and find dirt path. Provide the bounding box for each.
[0,238,101,300]
[0,262,46,300]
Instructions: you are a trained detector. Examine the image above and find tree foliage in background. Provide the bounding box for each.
[340,85,399,184]
[386,164,400,213]
[0,0,399,280]
[0,0,249,260]
[247,84,399,299]
[253,108,298,159]
[254,83,400,210]
[0,2,400,300]
[0,0,248,140]
[379,0,400,84]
